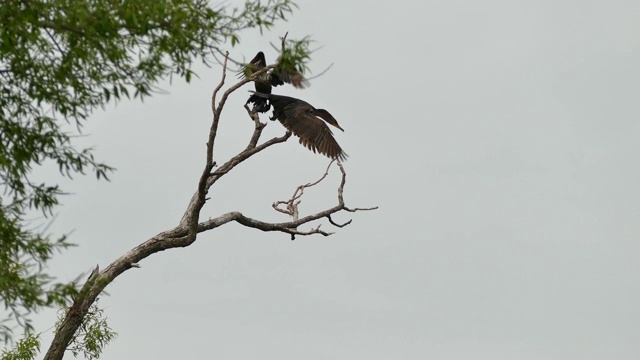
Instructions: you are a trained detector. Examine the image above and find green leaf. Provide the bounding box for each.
[0,0,303,343]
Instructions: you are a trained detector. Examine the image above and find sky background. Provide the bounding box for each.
[25,0,640,359]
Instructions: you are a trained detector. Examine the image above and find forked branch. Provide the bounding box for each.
[43,42,376,360]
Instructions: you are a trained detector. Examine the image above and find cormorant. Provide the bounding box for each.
[240,52,308,112]
[251,92,347,161]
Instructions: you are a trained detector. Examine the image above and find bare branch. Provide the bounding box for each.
[198,160,376,238]
[44,41,377,360]
[337,161,347,205]
[344,206,379,212]
[211,53,228,114]
[182,52,229,243]
[205,128,292,189]
[179,54,281,231]
[273,160,335,220]
[327,215,352,228]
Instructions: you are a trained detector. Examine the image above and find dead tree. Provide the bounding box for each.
[43,53,376,360]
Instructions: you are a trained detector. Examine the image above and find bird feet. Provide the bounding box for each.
[252,102,271,113]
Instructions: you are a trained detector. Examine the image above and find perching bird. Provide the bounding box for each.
[251,92,347,161]
[240,51,308,112]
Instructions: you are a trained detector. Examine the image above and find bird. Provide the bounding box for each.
[251,92,347,161]
[240,51,308,112]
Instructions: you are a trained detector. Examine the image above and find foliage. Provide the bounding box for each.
[62,300,116,360]
[0,298,114,360]
[0,0,301,343]
[0,229,77,341]
[0,333,40,360]
[274,35,313,75]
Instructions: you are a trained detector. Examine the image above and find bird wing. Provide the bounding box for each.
[278,103,347,161]
[271,68,310,89]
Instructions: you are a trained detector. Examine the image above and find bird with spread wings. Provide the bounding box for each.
[251,92,347,161]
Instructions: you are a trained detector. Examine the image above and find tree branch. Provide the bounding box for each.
[273,160,335,220]
[199,161,377,240]
[43,42,376,360]
[179,53,278,227]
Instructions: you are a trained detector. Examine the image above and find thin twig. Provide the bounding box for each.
[44,28,66,57]
[327,215,352,228]
[306,63,334,81]
[183,52,231,241]
[273,160,335,220]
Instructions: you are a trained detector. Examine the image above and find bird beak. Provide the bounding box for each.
[315,109,344,131]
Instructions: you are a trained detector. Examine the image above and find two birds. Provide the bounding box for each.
[241,52,347,161]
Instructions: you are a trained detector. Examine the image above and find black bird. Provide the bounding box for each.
[240,51,308,112]
[251,92,347,161]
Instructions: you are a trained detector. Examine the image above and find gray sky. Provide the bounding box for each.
[31,0,640,359]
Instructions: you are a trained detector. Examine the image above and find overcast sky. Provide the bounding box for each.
[29,1,640,359]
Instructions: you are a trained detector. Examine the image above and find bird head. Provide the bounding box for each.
[315,109,344,131]
[249,51,267,67]
[239,52,267,79]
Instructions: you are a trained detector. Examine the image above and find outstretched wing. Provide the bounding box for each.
[277,101,347,161]
[271,68,310,89]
